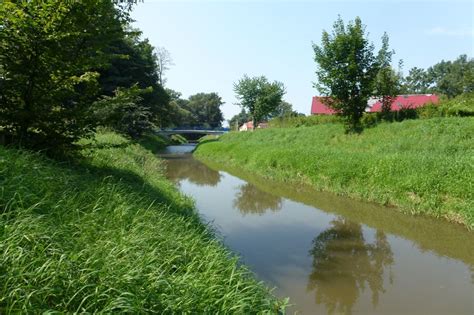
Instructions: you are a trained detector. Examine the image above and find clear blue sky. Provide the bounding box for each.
[131,0,474,122]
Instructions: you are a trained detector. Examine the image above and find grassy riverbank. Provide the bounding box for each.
[0,131,285,313]
[195,117,474,229]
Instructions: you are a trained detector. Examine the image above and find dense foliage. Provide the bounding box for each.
[196,118,474,229]
[233,75,286,129]
[313,16,380,132]
[167,90,225,129]
[0,1,126,150]
[97,32,171,134]
[403,54,474,98]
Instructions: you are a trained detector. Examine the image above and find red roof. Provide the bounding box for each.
[311,97,338,114]
[370,94,439,112]
[311,94,439,115]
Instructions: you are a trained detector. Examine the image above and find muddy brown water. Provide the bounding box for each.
[161,145,474,315]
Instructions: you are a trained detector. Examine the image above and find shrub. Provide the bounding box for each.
[170,134,188,144]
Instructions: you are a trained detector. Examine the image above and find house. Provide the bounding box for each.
[239,121,269,131]
[311,94,439,115]
[311,96,338,115]
[368,94,439,112]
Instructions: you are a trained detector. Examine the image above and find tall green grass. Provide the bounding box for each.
[0,131,285,313]
[195,117,474,229]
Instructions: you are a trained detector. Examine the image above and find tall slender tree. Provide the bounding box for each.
[374,33,401,118]
[313,16,379,132]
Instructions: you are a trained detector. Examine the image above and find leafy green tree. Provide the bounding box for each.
[233,75,286,129]
[313,16,379,132]
[94,85,153,139]
[0,0,127,150]
[427,54,474,98]
[165,89,193,127]
[229,109,250,130]
[404,67,431,94]
[269,101,296,118]
[374,33,401,117]
[186,93,225,128]
[98,32,171,132]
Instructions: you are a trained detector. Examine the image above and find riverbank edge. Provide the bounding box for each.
[195,157,474,264]
[194,118,473,230]
[0,131,286,313]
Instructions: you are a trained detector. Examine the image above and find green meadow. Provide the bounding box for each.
[195,117,474,229]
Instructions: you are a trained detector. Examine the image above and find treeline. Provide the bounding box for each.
[403,54,473,98]
[167,90,225,129]
[0,1,224,153]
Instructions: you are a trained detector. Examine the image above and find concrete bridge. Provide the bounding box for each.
[157,129,228,141]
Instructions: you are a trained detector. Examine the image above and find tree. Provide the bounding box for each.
[233,75,286,130]
[155,46,174,86]
[313,16,379,132]
[186,93,225,128]
[427,54,474,98]
[98,32,171,132]
[228,109,250,131]
[269,101,296,118]
[373,33,401,118]
[404,67,431,94]
[94,85,154,139]
[0,0,128,150]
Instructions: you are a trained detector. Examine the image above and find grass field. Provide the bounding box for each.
[195,117,474,229]
[0,131,285,313]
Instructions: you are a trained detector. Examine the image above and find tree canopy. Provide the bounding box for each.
[403,55,474,98]
[166,90,225,129]
[313,16,379,132]
[0,0,127,149]
[233,75,286,129]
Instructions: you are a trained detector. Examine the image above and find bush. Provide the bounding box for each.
[170,134,188,144]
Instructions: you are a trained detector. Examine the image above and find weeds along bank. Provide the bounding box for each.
[195,117,474,229]
[0,131,284,313]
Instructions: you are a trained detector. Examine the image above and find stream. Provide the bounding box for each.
[161,144,474,314]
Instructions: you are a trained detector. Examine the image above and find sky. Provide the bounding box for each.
[131,0,474,123]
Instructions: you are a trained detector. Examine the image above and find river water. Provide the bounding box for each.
[161,145,474,314]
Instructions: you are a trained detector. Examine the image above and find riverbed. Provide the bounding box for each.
[161,144,474,314]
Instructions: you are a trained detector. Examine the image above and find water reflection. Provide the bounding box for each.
[164,152,474,314]
[308,217,394,315]
[165,156,221,186]
[233,183,283,215]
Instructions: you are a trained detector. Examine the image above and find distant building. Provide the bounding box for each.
[239,121,269,131]
[311,94,439,115]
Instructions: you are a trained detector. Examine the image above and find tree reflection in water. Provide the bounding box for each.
[307,217,394,315]
[233,183,283,215]
[165,157,221,187]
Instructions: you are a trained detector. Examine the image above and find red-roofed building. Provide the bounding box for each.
[369,94,439,112]
[311,97,338,115]
[311,94,439,115]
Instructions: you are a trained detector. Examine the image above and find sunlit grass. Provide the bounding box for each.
[0,131,285,313]
[195,117,474,229]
